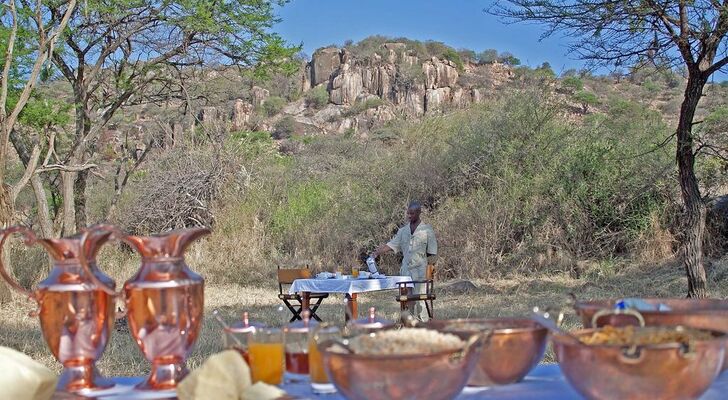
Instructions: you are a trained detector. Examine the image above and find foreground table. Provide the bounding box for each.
[289,276,411,320]
[73,364,728,399]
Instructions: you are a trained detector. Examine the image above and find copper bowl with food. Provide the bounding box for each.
[426,318,547,386]
[575,297,728,369]
[319,328,483,400]
[554,324,726,400]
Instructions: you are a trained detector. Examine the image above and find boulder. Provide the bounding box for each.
[425,87,452,112]
[251,86,270,108]
[301,63,312,92]
[231,99,253,131]
[471,88,484,103]
[451,87,470,108]
[198,106,223,125]
[363,105,396,129]
[396,84,425,117]
[423,57,459,89]
[313,104,345,125]
[311,47,341,86]
[330,63,364,105]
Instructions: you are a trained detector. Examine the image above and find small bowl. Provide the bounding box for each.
[426,318,548,386]
[319,331,483,400]
[553,326,726,400]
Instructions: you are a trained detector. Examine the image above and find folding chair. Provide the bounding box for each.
[277,265,328,322]
[396,265,436,320]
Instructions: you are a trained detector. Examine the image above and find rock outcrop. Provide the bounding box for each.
[231,99,253,131]
[299,42,508,120]
[251,86,270,108]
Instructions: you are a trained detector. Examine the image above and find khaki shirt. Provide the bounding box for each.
[386,223,438,275]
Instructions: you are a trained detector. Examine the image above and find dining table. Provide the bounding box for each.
[57,364,728,399]
[289,275,412,320]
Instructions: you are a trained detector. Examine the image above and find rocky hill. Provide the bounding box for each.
[197,41,515,139]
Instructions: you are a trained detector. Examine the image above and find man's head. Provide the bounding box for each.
[406,201,421,223]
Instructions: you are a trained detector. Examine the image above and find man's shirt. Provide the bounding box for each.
[386,223,438,273]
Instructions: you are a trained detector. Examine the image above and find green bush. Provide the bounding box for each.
[342,98,384,117]
[574,90,600,113]
[440,48,464,72]
[305,86,329,109]
[562,76,584,92]
[273,115,296,139]
[262,96,286,116]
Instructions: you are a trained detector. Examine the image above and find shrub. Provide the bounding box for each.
[342,98,385,117]
[440,48,464,72]
[262,96,286,116]
[562,76,584,92]
[574,90,600,113]
[305,86,329,109]
[477,49,499,64]
[273,115,296,139]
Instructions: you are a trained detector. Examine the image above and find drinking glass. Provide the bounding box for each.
[352,268,360,278]
[309,324,342,394]
[249,328,284,385]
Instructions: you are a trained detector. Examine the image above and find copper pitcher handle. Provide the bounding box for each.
[77,224,122,296]
[0,226,39,300]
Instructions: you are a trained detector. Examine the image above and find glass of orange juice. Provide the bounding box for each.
[308,324,341,394]
[249,328,284,385]
[352,267,359,278]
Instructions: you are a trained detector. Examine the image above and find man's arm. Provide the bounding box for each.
[426,227,438,264]
[371,243,393,259]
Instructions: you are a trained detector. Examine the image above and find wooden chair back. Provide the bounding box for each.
[277,266,312,294]
[426,265,436,281]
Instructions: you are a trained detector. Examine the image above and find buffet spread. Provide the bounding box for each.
[2,224,728,400]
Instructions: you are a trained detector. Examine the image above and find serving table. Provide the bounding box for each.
[289,275,411,321]
[56,364,728,399]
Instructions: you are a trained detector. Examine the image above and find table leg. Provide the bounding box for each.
[345,293,358,321]
[301,291,311,320]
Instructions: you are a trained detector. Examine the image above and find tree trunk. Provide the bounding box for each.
[61,171,76,236]
[0,184,14,303]
[677,73,708,298]
[32,175,54,238]
[74,169,88,229]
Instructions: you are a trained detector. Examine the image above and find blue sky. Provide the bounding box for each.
[274,0,727,81]
[273,0,592,74]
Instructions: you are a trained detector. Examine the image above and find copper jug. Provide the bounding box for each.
[90,227,211,390]
[0,225,116,394]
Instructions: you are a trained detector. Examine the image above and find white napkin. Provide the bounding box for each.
[316,272,334,279]
[0,346,57,400]
[372,272,386,278]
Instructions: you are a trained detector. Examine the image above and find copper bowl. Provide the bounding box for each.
[319,332,483,400]
[425,318,547,386]
[575,298,728,369]
[553,326,726,400]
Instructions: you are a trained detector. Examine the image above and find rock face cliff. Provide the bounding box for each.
[197,42,514,137]
[301,44,512,119]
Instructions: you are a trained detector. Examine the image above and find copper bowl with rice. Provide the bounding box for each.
[319,328,483,400]
[554,324,726,400]
[574,297,728,370]
[425,318,548,386]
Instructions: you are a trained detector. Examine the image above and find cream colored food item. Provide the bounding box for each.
[241,382,287,400]
[0,346,57,400]
[176,350,253,400]
[348,328,465,355]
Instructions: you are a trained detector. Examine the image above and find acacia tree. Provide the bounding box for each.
[29,0,298,231]
[491,0,728,297]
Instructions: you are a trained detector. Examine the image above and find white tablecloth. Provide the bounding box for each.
[289,276,412,296]
[87,365,728,399]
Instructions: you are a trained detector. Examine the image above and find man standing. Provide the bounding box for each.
[371,201,438,321]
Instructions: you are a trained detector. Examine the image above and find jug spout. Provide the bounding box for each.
[123,227,211,260]
[38,224,116,262]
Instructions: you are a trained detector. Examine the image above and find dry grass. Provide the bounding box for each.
[2,254,728,376]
